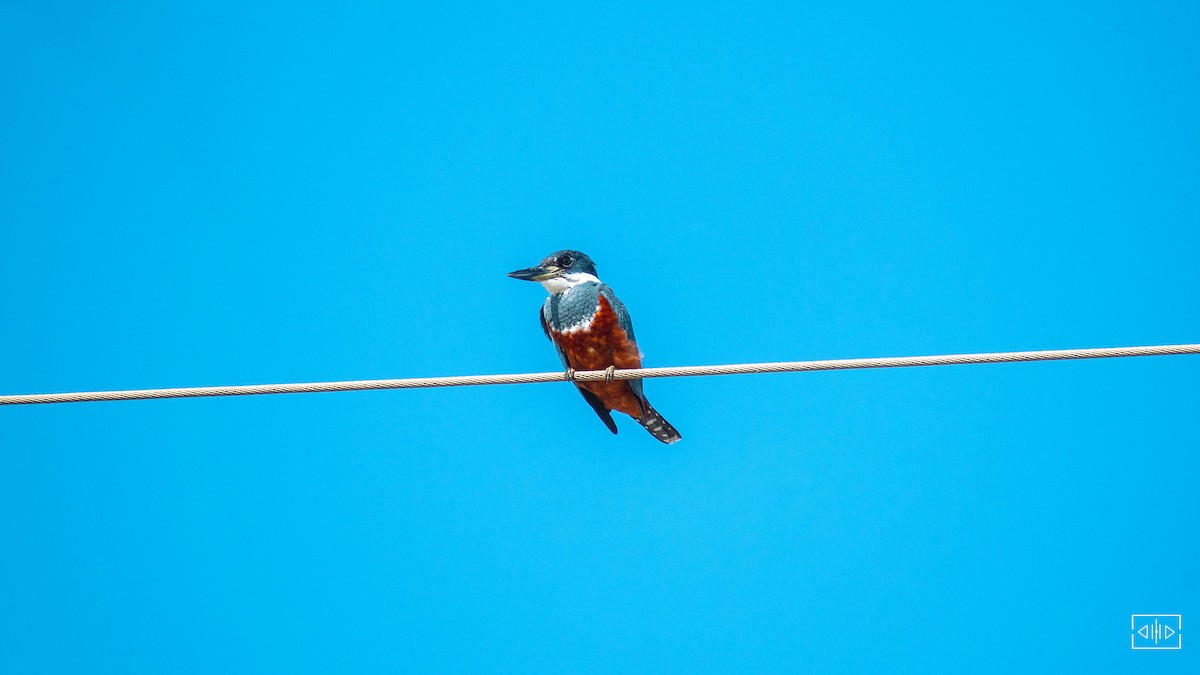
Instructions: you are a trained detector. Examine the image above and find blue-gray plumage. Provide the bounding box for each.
[508,250,681,444]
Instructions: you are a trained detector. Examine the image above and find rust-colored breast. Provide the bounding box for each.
[550,295,644,417]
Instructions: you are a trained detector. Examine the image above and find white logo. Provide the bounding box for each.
[1131,614,1182,650]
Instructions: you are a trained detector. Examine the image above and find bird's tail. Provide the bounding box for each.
[638,403,682,444]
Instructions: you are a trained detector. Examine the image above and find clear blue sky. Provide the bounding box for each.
[2,2,1197,672]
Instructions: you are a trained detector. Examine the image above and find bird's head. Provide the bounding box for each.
[507,250,600,294]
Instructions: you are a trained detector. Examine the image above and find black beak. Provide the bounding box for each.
[507,264,559,282]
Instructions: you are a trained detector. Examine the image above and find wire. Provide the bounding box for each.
[1,343,1197,406]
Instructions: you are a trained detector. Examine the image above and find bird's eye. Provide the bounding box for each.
[559,255,573,267]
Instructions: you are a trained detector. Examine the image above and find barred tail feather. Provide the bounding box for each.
[638,404,682,444]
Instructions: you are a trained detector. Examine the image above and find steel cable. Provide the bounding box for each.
[2,343,1197,406]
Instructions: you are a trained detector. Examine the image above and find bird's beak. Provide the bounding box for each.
[507,264,561,282]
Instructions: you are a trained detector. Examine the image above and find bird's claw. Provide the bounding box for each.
[565,368,576,382]
[604,365,616,382]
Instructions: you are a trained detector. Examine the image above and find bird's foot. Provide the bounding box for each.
[564,368,576,382]
[603,365,616,382]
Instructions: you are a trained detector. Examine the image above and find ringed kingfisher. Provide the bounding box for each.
[508,250,682,444]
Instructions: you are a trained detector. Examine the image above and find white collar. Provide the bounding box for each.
[540,271,601,295]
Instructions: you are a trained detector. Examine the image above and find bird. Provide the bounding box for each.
[508,250,682,444]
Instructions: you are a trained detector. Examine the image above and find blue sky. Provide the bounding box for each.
[1,2,1197,672]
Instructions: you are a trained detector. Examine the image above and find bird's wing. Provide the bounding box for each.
[577,387,619,434]
[599,284,647,417]
[542,299,618,434]
[540,301,570,369]
[599,284,636,343]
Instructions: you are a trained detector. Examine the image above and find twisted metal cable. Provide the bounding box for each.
[2,343,1197,406]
